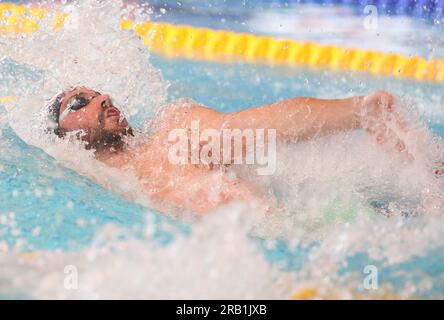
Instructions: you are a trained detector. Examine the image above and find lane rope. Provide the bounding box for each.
[1,2,444,83]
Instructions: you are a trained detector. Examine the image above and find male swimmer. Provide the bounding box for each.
[46,87,415,215]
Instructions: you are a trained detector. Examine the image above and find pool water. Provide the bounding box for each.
[1,0,444,299]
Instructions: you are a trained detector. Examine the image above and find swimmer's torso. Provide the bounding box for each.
[97,100,264,215]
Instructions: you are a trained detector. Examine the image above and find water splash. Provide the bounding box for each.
[1,0,167,204]
[1,0,444,299]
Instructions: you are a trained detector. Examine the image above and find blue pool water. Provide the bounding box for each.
[2,0,444,299]
[2,53,444,298]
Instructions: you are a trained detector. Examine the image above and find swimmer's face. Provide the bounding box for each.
[58,87,130,145]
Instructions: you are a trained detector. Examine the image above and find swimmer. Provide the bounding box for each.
[46,87,413,215]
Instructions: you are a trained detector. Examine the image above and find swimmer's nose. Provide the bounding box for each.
[98,95,112,109]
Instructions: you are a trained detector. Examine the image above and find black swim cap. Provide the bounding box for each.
[46,92,65,137]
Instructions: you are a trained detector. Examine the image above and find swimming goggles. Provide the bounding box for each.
[58,92,101,122]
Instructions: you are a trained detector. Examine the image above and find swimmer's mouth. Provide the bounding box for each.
[106,107,121,118]
[105,106,127,125]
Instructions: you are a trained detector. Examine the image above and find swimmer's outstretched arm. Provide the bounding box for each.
[222,90,411,160]
[224,95,364,142]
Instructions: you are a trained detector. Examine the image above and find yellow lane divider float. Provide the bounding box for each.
[0,2,66,34]
[1,2,444,83]
[0,96,15,103]
[121,19,444,83]
[0,95,16,111]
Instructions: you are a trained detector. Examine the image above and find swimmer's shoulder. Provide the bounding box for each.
[153,98,218,130]
[161,97,207,115]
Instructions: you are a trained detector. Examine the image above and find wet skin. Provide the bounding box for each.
[57,88,411,215]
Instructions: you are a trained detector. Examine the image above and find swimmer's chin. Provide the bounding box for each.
[104,116,129,130]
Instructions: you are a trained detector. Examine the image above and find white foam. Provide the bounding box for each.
[1,0,444,299]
